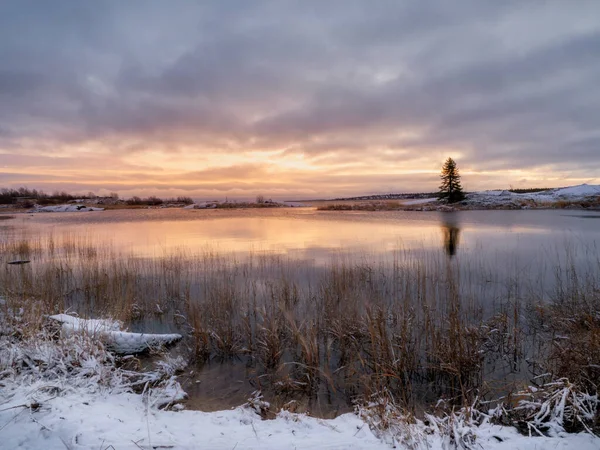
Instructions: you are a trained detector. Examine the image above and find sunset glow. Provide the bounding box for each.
[1,2,599,199]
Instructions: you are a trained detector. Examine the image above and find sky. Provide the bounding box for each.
[1,1,599,200]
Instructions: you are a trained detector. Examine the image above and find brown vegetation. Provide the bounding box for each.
[317,201,402,211]
[0,234,598,428]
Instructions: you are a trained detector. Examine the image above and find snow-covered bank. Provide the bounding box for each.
[183,200,306,209]
[402,197,437,206]
[472,184,600,201]
[0,387,382,450]
[463,183,600,209]
[2,382,598,450]
[29,204,105,213]
[183,201,218,209]
[1,320,598,449]
[553,184,600,197]
[404,184,600,211]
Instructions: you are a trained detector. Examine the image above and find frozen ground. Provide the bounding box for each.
[30,204,105,212]
[386,184,600,210]
[467,183,600,208]
[402,197,437,206]
[552,184,600,197]
[183,201,218,209]
[1,315,597,450]
[1,382,598,450]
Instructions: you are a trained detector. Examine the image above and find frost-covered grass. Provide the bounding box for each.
[509,379,599,436]
[1,326,598,449]
[0,325,187,406]
[1,295,599,448]
[31,204,105,213]
[315,184,600,211]
[464,184,600,210]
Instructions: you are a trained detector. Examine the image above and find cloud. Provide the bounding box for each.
[1,1,599,197]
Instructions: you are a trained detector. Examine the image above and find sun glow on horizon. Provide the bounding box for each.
[2,142,598,200]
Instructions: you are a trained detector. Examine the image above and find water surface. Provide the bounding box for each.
[2,208,599,415]
[3,208,599,260]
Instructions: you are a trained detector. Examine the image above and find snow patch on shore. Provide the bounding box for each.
[472,184,600,201]
[466,184,600,208]
[183,201,218,209]
[49,313,122,332]
[31,204,105,212]
[402,197,437,205]
[553,184,600,197]
[1,384,598,450]
[1,321,598,450]
[49,314,182,354]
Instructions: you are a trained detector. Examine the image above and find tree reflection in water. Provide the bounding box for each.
[441,213,461,257]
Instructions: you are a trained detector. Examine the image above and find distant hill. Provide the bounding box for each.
[296,192,438,202]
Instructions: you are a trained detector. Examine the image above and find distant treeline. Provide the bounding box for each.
[508,188,552,193]
[330,188,555,201]
[0,187,88,205]
[331,192,438,201]
[0,187,193,207]
[124,196,194,206]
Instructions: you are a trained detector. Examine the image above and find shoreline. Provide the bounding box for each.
[2,200,600,215]
[1,183,598,214]
[2,312,599,449]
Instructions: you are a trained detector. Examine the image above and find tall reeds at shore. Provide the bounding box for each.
[1,232,599,425]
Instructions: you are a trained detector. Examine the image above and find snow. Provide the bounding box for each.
[1,383,598,450]
[1,320,598,449]
[475,190,513,197]
[553,184,600,197]
[183,202,218,209]
[49,313,122,332]
[31,204,105,213]
[472,184,600,201]
[466,184,600,208]
[402,198,437,205]
[49,314,182,354]
[0,385,381,449]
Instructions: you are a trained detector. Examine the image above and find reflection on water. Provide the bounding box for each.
[1,208,600,415]
[2,208,599,263]
[2,208,600,308]
[441,213,461,257]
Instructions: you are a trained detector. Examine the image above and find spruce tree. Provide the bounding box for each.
[438,157,465,203]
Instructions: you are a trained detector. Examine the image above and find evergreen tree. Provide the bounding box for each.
[438,157,465,203]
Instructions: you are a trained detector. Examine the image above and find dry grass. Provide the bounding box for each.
[1,233,599,424]
[317,201,403,211]
[550,197,600,209]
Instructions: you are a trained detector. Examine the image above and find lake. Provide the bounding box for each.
[1,207,599,415]
[3,208,599,300]
[3,207,599,260]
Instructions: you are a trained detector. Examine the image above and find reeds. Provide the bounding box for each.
[1,232,599,423]
[317,201,402,211]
